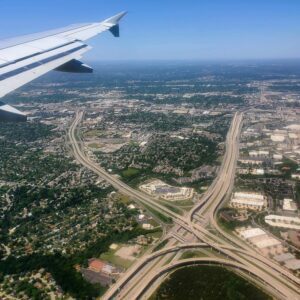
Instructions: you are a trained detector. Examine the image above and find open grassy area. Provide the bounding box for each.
[173,199,195,207]
[152,240,169,252]
[116,194,132,205]
[180,251,206,259]
[85,129,102,137]
[88,143,102,149]
[146,229,163,240]
[144,204,173,224]
[158,201,183,215]
[121,168,142,178]
[150,266,271,300]
[100,249,134,269]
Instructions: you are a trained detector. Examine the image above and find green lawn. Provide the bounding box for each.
[180,251,206,259]
[121,168,141,178]
[88,143,102,149]
[100,249,134,269]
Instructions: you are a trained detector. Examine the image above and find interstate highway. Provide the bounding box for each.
[68,111,300,300]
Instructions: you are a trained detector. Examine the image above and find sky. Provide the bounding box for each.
[1,0,300,61]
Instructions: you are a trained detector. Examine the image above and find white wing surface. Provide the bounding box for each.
[0,12,127,121]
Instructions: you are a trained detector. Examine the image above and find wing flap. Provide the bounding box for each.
[55,59,93,73]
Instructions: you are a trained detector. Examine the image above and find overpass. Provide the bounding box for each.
[68,111,300,300]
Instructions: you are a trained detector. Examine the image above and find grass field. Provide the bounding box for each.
[180,250,206,259]
[88,143,102,149]
[100,248,134,269]
[85,130,102,137]
[121,168,141,178]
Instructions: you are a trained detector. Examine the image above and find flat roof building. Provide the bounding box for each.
[265,215,300,230]
[230,192,267,211]
[282,198,297,212]
[237,227,284,256]
[284,259,300,271]
[273,253,295,263]
[140,180,194,201]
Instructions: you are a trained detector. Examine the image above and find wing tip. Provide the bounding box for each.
[104,11,127,26]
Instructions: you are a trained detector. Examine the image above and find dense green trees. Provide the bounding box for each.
[152,266,271,300]
[0,227,159,299]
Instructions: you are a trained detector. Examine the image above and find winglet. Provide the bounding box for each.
[103,11,127,37]
[104,11,127,25]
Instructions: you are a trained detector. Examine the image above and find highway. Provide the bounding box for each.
[136,257,289,300]
[68,111,300,300]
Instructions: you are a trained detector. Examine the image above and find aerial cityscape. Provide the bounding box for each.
[1,1,300,300]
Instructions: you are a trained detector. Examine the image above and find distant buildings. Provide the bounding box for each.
[230,192,267,211]
[174,165,216,184]
[291,174,300,180]
[237,168,265,175]
[142,223,154,230]
[271,134,285,143]
[249,150,269,157]
[273,154,283,160]
[238,158,264,166]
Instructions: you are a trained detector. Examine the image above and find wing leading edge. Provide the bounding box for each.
[0,11,127,121]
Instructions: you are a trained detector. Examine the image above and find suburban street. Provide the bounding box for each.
[68,111,300,300]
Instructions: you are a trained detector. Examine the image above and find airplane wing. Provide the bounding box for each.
[0,11,127,121]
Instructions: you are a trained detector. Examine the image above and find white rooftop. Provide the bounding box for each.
[234,192,264,200]
[239,228,266,240]
[231,198,265,206]
[265,215,300,230]
[273,253,295,263]
[283,199,297,212]
[285,259,300,271]
[255,238,281,249]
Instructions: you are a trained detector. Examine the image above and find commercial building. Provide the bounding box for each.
[252,168,265,175]
[249,150,269,157]
[273,253,300,271]
[273,154,283,160]
[265,215,300,230]
[82,258,121,287]
[88,258,115,275]
[140,180,194,201]
[273,253,294,263]
[239,158,264,165]
[282,198,297,212]
[271,134,285,142]
[230,192,267,211]
[284,259,300,271]
[292,174,300,180]
[237,227,283,256]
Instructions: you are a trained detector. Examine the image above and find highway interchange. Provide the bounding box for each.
[68,111,300,300]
